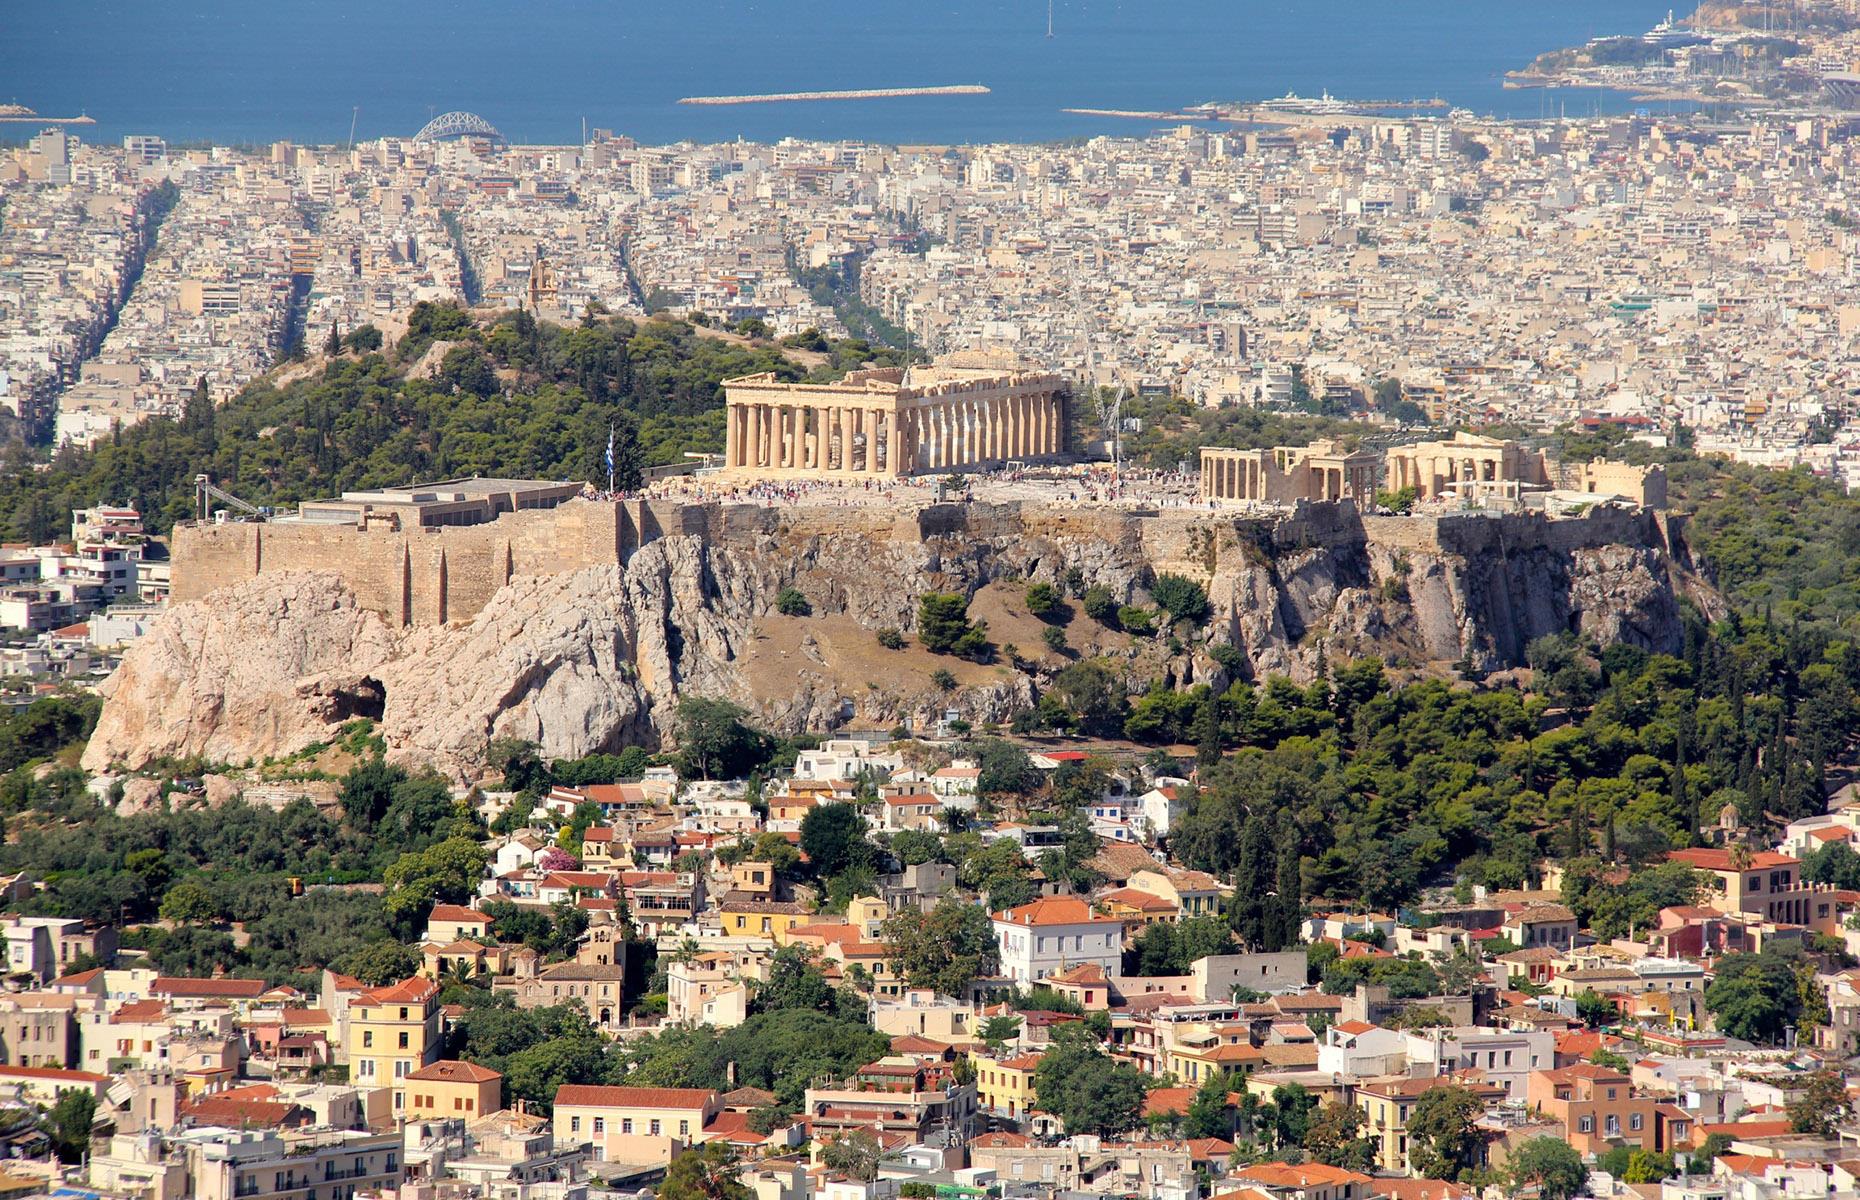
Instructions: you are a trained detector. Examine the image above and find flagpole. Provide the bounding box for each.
[606,423,615,495]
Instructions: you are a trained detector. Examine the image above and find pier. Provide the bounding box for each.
[679,85,989,106]
[0,105,95,126]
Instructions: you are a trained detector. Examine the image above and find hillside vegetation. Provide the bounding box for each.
[0,304,900,539]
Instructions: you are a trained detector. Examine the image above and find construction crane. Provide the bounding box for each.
[195,474,262,524]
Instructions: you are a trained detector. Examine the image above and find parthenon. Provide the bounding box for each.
[720,353,1068,479]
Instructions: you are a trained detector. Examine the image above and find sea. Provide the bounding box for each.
[4,0,1688,148]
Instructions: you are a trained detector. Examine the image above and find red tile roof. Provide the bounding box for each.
[1668,848,1799,872]
[553,1085,716,1109]
[153,977,269,998]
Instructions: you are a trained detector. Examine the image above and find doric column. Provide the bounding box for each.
[750,404,764,467]
[838,407,854,474]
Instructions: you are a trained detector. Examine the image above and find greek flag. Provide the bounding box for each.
[605,425,615,476]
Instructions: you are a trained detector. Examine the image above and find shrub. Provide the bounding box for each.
[775,587,810,617]
[1118,606,1157,635]
[1082,585,1119,626]
[1208,642,1245,671]
[931,669,957,691]
[1042,625,1069,653]
[1151,573,1210,623]
[1025,582,1065,621]
[876,628,905,650]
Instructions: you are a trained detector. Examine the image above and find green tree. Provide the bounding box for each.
[1788,1069,1850,1136]
[1705,949,1803,1043]
[658,1140,750,1200]
[1025,582,1065,621]
[340,757,404,829]
[1033,1025,1148,1137]
[1507,1136,1587,1200]
[1304,1101,1376,1171]
[157,879,222,925]
[1406,1084,1484,1180]
[1182,1070,1236,1140]
[1574,989,1617,1027]
[674,698,769,781]
[975,738,1037,797]
[43,1088,95,1163]
[775,587,810,617]
[822,1127,884,1182]
[382,836,489,918]
[1150,573,1210,623]
[801,802,871,879]
[335,939,421,986]
[979,1014,1023,1054]
[1082,585,1119,625]
[881,898,1000,996]
[918,592,987,657]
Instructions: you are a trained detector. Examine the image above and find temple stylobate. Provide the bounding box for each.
[720,353,1069,479]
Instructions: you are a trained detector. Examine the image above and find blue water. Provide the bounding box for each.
[4,1,1684,147]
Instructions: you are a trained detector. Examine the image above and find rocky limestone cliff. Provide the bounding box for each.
[86,507,1711,781]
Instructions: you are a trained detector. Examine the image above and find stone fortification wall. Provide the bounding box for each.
[170,493,1676,629]
[172,501,625,626]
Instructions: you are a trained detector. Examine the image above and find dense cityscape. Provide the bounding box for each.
[12,3,1860,1200]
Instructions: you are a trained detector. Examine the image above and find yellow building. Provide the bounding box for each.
[347,976,441,1112]
[719,895,812,942]
[1166,1035,1266,1085]
[1355,1076,1507,1173]
[552,1084,721,1166]
[972,1052,1042,1118]
[399,1059,502,1120]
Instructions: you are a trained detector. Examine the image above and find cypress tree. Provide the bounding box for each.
[1193,691,1222,774]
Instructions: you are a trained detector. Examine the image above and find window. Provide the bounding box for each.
[680,1120,690,1136]
[1605,1115,1621,1136]
[570,1116,581,1133]
[395,1061,409,1078]
[650,1120,661,1136]
[1630,1113,1643,1131]
[398,1032,410,1049]
[362,1031,374,1048]
[622,1119,633,1134]
[593,1118,605,1134]
[1578,1117,1593,1133]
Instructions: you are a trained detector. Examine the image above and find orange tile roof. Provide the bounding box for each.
[357,977,439,1005]
[554,1084,715,1109]
[994,895,1118,927]
[406,1059,502,1083]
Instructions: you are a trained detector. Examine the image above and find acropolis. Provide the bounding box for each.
[720,353,1068,479]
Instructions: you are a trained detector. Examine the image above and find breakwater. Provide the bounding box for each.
[678,85,989,106]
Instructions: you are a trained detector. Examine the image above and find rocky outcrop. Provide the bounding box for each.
[85,572,400,772]
[85,505,1708,781]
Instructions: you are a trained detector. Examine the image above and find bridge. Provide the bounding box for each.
[412,111,505,144]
